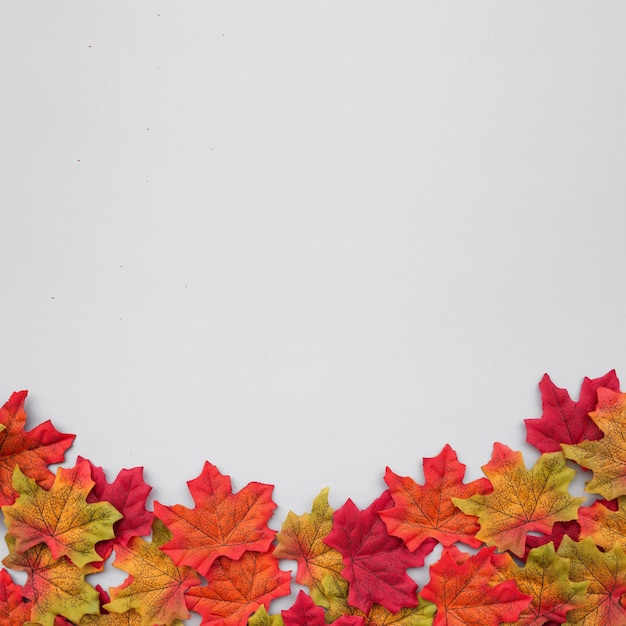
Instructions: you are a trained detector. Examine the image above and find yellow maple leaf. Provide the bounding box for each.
[452,444,583,557]
[562,388,626,500]
[273,488,343,605]
[2,460,123,568]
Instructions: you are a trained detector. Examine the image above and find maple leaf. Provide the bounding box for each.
[380,444,491,551]
[324,490,436,614]
[524,371,620,453]
[562,388,626,500]
[154,461,277,577]
[2,535,100,626]
[556,536,626,624]
[321,574,436,626]
[185,549,292,626]
[452,444,583,557]
[104,519,201,626]
[500,542,587,625]
[281,589,364,626]
[578,496,626,553]
[0,567,31,625]
[421,545,530,625]
[2,460,123,568]
[0,390,75,505]
[79,457,154,562]
[273,488,344,605]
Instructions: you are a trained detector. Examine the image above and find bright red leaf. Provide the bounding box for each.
[421,546,531,625]
[154,461,277,577]
[524,371,620,453]
[324,490,436,614]
[282,589,364,626]
[381,444,491,550]
[0,390,75,505]
[0,567,30,625]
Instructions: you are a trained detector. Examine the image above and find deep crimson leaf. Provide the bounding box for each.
[0,391,75,505]
[524,371,620,453]
[324,490,436,614]
[421,546,531,625]
[523,520,581,559]
[282,590,325,626]
[79,457,154,561]
[154,461,276,577]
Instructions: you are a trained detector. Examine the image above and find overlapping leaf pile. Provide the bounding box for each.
[1,371,626,625]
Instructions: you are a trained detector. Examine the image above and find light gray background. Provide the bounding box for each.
[2,1,626,615]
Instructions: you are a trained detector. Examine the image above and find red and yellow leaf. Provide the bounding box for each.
[562,389,626,500]
[2,460,123,568]
[524,371,620,453]
[0,390,75,506]
[154,461,276,577]
[381,444,491,550]
[2,536,100,626]
[421,546,530,625]
[185,550,292,626]
[452,444,583,556]
[324,491,435,614]
[500,542,587,625]
[273,488,343,605]
[578,496,626,555]
[556,536,626,624]
[104,519,201,626]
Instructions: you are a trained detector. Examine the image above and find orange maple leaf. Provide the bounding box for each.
[557,536,626,624]
[104,519,201,626]
[452,444,583,556]
[185,550,292,626]
[273,488,344,605]
[2,535,100,626]
[154,461,277,577]
[562,388,626,500]
[421,546,530,625]
[0,390,75,505]
[2,460,123,568]
[380,444,492,550]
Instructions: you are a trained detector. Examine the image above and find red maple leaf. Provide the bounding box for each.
[0,391,75,505]
[154,461,277,577]
[381,444,492,550]
[324,490,436,614]
[421,546,531,625]
[79,457,154,562]
[282,590,364,626]
[524,371,620,453]
[0,568,30,625]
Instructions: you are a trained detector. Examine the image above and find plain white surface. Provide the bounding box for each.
[2,1,626,614]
